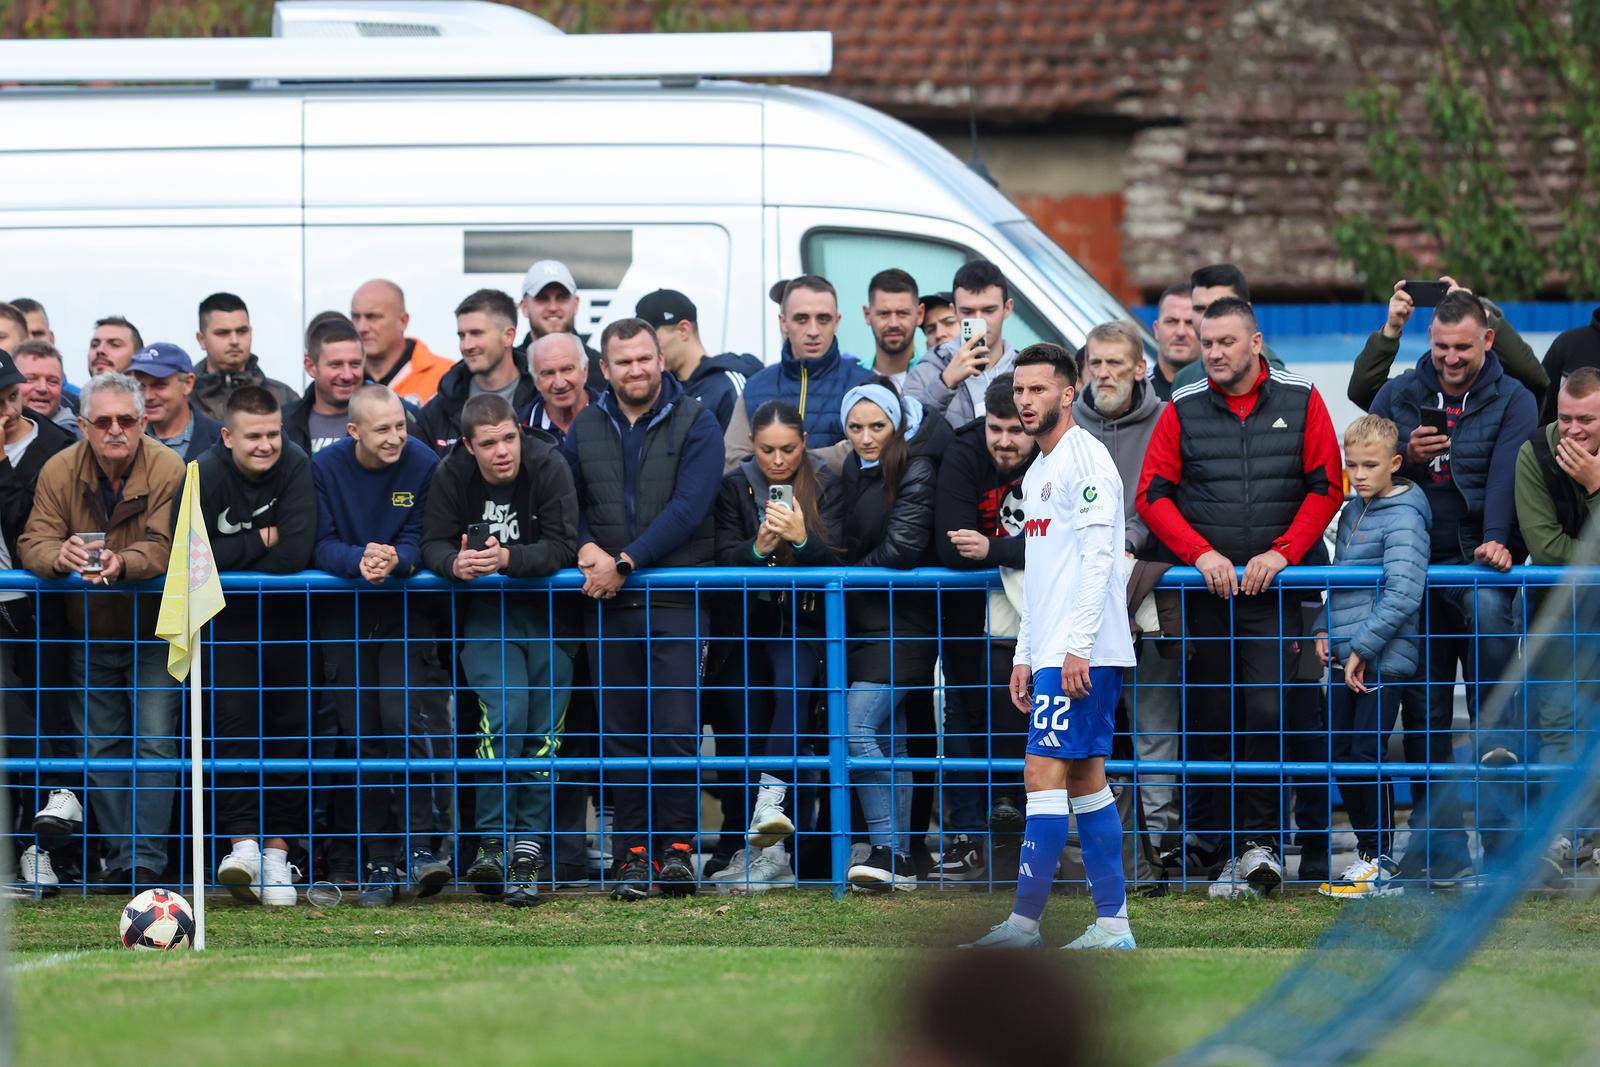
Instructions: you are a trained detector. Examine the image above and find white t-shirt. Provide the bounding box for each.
[1013,425,1136,671]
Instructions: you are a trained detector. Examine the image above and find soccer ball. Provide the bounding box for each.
[119,888,195,952]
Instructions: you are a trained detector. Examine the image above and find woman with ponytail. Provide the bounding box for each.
[712,400,836,890]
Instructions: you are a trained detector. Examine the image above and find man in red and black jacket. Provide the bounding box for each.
[1136,298,1342,897]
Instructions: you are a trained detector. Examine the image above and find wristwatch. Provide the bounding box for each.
[615,557,634,578]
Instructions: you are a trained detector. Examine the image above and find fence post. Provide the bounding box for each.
[824,574,851,897]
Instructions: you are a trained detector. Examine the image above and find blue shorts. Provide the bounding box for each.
[1025,665,1123,760]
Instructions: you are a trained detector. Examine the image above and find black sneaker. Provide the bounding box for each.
[700,849,737,880]
[610,846,652,901]
[358,863,401,907]
[466,845,505,898]
[552,859,590,888]
[847,846,919,891]
[933,835,985,882]
[408,848,452,898]
[656,842,698,897]
[505,849,542,908]
[989,797,1025,837]
[89,867,133,895]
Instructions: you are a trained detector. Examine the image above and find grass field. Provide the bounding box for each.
[7,891,1600,1066]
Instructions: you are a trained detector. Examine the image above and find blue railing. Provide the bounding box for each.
[2,564,1594,895]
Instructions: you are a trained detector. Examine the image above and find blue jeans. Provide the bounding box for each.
[69,641,180,874]
[848,681,911,853]
[460,602,573,843]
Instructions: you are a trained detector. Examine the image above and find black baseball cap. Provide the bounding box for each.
[919,292,954,312]
[635,289,698,329]
[769,279,789,305]
[0,347,26,392]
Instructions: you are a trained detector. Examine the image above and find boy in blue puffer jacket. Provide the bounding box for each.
[1314,415,1431,899]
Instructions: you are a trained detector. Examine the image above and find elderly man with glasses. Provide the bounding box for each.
[19,370,186,893]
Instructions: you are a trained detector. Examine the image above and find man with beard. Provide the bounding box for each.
[1073,321,1179,876]
[514,259,606,393]
[417,289,537,454]
[561,317,723,901]
[191,293,295,419]
[863,269,923,388]
[932,374,1036,882]
[87,316,142,378]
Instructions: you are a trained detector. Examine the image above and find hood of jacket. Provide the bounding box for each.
[596,368,688,431]
[691,351,763,388]
[778,339,847,380]
[1355,477,1433,527]
[1074,377,1162,430]
[1409,346,1509,399]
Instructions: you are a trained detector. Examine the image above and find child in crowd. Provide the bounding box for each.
[1315,414,1431,898]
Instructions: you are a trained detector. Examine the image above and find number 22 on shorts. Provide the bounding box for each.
[1031,694,1070,733]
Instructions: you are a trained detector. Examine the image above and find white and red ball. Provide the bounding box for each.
[119,888,195,952]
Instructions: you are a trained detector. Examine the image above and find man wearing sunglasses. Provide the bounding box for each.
[18,370,186,893]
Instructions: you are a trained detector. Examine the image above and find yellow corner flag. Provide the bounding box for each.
[156,460,226,681]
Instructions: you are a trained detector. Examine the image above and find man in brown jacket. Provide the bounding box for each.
[19,371,185,892]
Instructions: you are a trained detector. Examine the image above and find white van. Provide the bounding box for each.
[0,0,1147,387]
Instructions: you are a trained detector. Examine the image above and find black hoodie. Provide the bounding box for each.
[0,414,76,564]
[420,427,579,601]
[416,351,539,455]
[196,440,318,574]
[1540,307,1600,424]
[683,352,763,433]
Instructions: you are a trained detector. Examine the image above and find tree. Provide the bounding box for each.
[1336,0,1600,300]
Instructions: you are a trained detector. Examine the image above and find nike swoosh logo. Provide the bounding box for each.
[216,500,275,535]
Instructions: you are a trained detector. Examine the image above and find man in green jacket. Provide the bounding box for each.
[1349,278,1547,413]
[1513,365,1600,878]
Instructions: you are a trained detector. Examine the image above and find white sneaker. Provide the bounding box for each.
[724,849,796,895]
[1540,836,1574,884]
[747,802,795,849]
[19,845,59,897]
[1319,855,1403,900]
[708,849,752,884]
[261,848,298,907]
[218,845,262,904]
[1237,843,1284,897]
[33,790,83,843]
[1208,857,1258,900]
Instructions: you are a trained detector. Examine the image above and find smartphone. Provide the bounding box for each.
[960,317,987,347]
[77,531,105,573]
[768,484,794,508]
[1401,280,1450,308]
[1418,407,1451,436]
[466,522,493,551]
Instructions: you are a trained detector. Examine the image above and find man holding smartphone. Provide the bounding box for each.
[1370,290,1539,881]
[905,260,1020,429]
[422,393,578,905]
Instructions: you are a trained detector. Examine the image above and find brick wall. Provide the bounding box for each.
[1014,194,1135,306]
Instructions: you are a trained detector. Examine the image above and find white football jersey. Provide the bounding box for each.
[1014,425,1137,671]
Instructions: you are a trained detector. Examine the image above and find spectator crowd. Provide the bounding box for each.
[2,254,1598,906]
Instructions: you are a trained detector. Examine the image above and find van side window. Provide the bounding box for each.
[801,228,1065,360]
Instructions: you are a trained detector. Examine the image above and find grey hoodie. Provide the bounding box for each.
[904,337,1021,428]
[1072,378,1164,555]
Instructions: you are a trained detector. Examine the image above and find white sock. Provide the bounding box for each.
[1008,912,1040,933]
[756,774,787,808]
[1097,902,1130,935]
[764,842,787,862]
[232,839,261,857]
[262,847,289,881]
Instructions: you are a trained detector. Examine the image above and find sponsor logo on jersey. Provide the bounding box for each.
[391,491,415,508]
[1082,485,1098,503]
[1040,482,1052,501]
[1022,517,1052,537]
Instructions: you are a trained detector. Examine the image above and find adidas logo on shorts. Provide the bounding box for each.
[1038,732,1062,748]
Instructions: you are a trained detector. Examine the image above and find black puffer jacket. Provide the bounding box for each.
[831,408,953,684]
[714,455,838,638]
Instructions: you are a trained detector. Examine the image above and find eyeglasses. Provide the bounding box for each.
[87,414,140,431]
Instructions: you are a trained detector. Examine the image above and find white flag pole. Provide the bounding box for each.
[189,628,205,952]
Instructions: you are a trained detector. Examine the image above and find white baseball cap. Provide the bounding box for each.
[521,259,577,298]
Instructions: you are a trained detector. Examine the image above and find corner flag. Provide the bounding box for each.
[156,460,225,680]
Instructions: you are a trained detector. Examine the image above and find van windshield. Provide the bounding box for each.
[997,220,1156,358]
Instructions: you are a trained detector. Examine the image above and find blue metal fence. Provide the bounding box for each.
[1,565,1594,897]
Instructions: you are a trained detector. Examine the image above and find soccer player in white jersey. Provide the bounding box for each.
[962,342,1139,950]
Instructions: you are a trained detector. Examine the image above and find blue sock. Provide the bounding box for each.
[1073,786,1127,928]
[1011,790,1073,923]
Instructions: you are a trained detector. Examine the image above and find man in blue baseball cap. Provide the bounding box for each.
[130,343,222,462]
